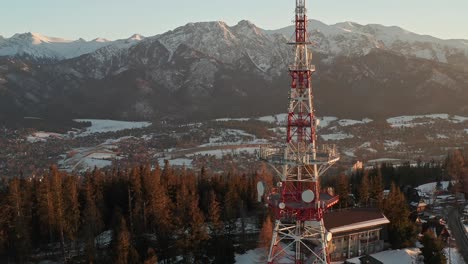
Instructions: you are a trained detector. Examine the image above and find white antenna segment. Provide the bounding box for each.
[257,181,265,202]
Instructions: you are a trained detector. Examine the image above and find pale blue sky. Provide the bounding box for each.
[1,0,467,40]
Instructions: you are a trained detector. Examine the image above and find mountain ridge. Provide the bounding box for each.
[1,19,467,66]
[0,20,467,121]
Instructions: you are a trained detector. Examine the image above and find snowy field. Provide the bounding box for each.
[337,118,373,127]
[443,248,464,264]
[74,119,151,136]
[27,131,64,142]
[27,119,152,142]
[158,158,193,168]
[200,128,268,148]
[237,248,428,264]
[214,114,369,130]
[321,133,354,141]
[384,140,402,148]
[344,248,420,264]
[215,117,250,122]
[387,114,468,128]
[58,136,138,172]
[235,249,268,264]
[415,181,451,194]
[367,158,402,163]
[189,147,258,158]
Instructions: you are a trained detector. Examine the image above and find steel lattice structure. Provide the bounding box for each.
[258,1,339,263]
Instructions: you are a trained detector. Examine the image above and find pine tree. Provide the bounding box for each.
[49,166,67,262]
[142,166,173,262]
[336,173,350,208]
[223,181,240,234]
[258,215,273,248]
[207,191,223,235]
[144,248,158,264]
[420,230,447,264]
[6,178,32,263]
[359,171,370,207]
[37,174,55,243]
[115,216,131,264]
[82,178,103,262]
[127,166,144,235]
[383,183,417,248]
[371,171,384,209]
[175,177,209,263]
[63,175,80,251]
[114,215,139,264]
[445,150,465,193]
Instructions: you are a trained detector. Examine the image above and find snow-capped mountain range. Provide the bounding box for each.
[270,20,468,65]
[0,20,467,121]
[1,20,467,67]
[0,32,145,60]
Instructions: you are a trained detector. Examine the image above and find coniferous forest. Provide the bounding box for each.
[0,162,273,264]
[0,150,466,263]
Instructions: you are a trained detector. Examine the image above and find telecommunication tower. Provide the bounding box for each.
[258,0,340,263]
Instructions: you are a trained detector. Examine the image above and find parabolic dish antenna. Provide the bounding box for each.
[279,202,286,209]
[326,232,333,242]
[301,189,315,203]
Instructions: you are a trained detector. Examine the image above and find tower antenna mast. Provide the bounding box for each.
[259,1,339,263]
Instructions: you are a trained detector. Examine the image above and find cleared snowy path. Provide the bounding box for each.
[447,207,468,263]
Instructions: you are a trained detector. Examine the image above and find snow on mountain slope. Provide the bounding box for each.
[268,20,468,65]
[141,20,288,73]
[0,32,144,60]
[2,20,467,68]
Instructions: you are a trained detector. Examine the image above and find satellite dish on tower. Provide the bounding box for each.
[301,189,315,203]
[326,232,333,242]
[316,119,320,127]
[279,202,286,209]
[257,182,265,202]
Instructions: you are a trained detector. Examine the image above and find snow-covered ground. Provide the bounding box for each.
[387,114,468,128]
[338,118,373,127]
[74,119,151,136]
[416,181,451,194]
[26,120,151,143]
[367,158,402,163]
[199,128,267,148]
[236,245,295,264]
[444,248,464,264]
[257,113,288,124]
[158,158,193,168]
[318,116,338,128]
[321,133,354,141]
[27,131,64,142]
[235,248,268,264]
[384,140,402,148]
[215,117,250,122]
[344,248,420,264]
[343,149,356,157]
[189,147,258,158]
[237,248,424,264]
[58,135,138,172]
[215,114,342,129]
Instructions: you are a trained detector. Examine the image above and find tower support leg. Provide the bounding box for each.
[267,219,330,264]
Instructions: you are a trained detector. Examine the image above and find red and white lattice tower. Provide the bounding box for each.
[259,0,339,263]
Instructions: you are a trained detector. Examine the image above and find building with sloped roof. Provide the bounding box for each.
[324,208,390,261]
